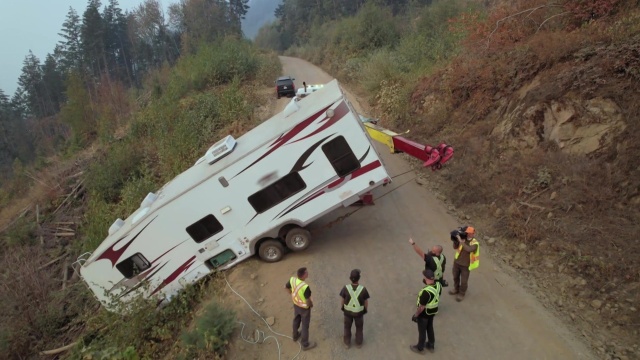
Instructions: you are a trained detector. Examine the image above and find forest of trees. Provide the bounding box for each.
[0,0,249,181]
[254,0,435,51]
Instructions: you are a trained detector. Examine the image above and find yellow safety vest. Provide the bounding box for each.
[417,283,441,315]
[454,238,480,270]
[432,255,443,280]
[290,277,309,308]
[343,284,364,313]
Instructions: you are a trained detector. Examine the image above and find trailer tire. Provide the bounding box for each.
[285,228,311,252]
[258,240,285,263]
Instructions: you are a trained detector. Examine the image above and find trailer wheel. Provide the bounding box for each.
[258,240,285,263]
[285,228,311,252]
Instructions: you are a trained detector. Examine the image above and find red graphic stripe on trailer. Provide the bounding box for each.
[292,101,349,143]
[347,160,382,180]
[150,240,187,264]
[150,256,197,296]
[277,160,382,219]
[234,104,334,178]
[96,216,158,267]
[326,160,381,189]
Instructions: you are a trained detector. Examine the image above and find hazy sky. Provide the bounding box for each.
[0,0,147,97]
[0,0,278,97]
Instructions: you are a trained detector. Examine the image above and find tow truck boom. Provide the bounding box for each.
[360,116,454,170]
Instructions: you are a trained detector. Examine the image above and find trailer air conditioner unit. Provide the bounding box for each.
[205,135,237,165]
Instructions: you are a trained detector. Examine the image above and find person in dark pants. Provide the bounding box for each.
[410,269,441,354]
[339,269,370,349]
[409,238,448,291]
[285,267,317,350]
[449,226,480,302]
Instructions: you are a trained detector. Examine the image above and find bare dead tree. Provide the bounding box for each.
[485,4,566,49]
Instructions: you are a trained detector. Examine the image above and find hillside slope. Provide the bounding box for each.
[402,20,640,360]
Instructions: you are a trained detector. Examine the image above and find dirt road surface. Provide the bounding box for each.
[220,56,595,360]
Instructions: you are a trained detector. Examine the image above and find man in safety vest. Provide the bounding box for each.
[409,238,448,291]
[410,269,441,354]
[284,267,317,350]
[339,269,370,349]
[449,226,480,302]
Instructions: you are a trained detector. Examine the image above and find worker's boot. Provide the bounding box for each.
[456,294,465,302]
[449,289,459,295]
[302,341,317,351]
[426,343,435,353]
[409,345,425,354]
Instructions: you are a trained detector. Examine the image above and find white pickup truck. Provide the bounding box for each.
[296,83,324,98]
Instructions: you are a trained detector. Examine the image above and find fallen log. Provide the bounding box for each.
[518,201,546,211]
[37,254,66,271]
[54,232,75,237]
[53,179,85,215]
[39,342,77,356]
[61,259,69,290]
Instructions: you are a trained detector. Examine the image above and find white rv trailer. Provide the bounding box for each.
[76,79,391,310]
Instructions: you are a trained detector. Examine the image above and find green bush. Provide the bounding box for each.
[180,300,236,356]
[75,283,208,360]
[165,38,261,101]
[85,140,144,204]
[2,216,35,247]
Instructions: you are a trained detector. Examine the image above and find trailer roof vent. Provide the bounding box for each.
[205,135,236,165]
[140,192,158,208]
[108,218,125,235]
[283,98,300,118]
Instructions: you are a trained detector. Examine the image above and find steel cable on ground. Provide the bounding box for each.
[310,172,417,235]
[224,273,302,360]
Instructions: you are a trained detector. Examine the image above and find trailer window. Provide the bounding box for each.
[322,136,360,177]
[116,253,151,279]
[187,214,224,243]
[248,172,306,213]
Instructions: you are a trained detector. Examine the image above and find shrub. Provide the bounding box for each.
[76,282,210,360]
[180,300,236,357]
[165,38,261,101]
[1,215,36,247]
[85,140,144,203]
[0,247,86,357]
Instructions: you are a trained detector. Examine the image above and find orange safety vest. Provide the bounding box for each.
[454,238,480,270]
[290,277,309,308]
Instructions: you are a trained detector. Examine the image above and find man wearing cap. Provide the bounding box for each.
[339,269,370,349]
[409,238,447,292]
[410,269,441,354]
[449,226,480,302]
[285,267,316,350]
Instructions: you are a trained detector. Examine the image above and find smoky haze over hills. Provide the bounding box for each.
[242,0,281,39]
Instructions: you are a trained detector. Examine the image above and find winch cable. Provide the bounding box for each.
[310,170,417,235]
[225,169,417,359]
[224,273,302,360]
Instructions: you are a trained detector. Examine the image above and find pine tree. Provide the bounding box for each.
[229,0,249,35]
[104,0,133,83]
[81,0,106,78]
[58,7,83,73]
[42,54,65,114]
[17,51,46,118]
